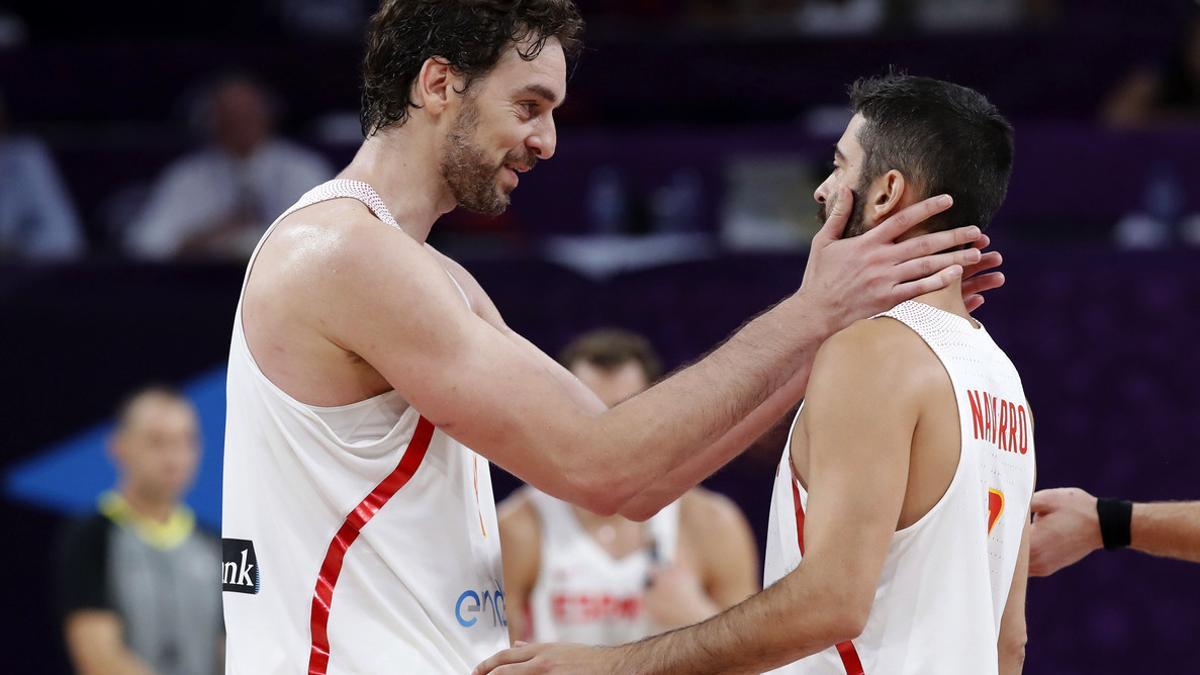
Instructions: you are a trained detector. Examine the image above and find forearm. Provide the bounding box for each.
[620,368,808,520]
[1132,501,1200,562]
[589,293,831,502]
[616,565,854,675]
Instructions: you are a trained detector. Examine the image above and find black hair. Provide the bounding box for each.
[849,73,1014,232]
[360,0,584,137]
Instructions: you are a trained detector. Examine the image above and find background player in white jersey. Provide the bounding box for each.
[476,74,1032,675]
[222,0,1005,669]
[500,330,759,646]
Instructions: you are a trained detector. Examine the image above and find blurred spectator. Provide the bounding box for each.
[0,6,26,46]
[1104,13,1200,128]
[124,74,331,260]
[794,0,885,35]
[0,89,85,260]
[56,387,222,675]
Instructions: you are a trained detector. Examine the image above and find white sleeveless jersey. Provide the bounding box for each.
[221,180,508,674]
[525,489,679,646]
[764,301,1036,675]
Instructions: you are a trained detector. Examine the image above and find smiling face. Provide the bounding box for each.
[439,39,566,215]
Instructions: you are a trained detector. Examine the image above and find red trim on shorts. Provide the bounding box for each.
[308,416,436,675]
[791,476,865,675]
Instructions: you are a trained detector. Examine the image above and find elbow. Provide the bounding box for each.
[824,606,870,645]
[617,499,660,523]
[819,588,872,645]
[563,473,636,517]
[999,629,1028,669]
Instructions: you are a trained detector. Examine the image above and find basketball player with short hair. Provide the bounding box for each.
[220,1,1001,671]
[476,74,1033,675]
[500,330,759,646]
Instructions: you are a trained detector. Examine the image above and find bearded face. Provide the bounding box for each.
[440,95,537,216]
[817,176,871,239]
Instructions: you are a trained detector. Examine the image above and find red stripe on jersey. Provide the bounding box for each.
[791,475,865,675]
[308,416,436,675]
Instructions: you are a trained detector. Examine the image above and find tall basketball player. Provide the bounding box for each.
[476,74,1032,675]
[500,330,759,647]
[220,1,1001,671]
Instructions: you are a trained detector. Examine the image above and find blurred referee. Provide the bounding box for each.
[55,387,222,675]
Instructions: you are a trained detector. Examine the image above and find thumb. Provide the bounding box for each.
[815,185,852,244]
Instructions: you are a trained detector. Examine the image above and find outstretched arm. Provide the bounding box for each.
[474,319,927,675]
[1030,488,1200,575]
[323,189,976,515]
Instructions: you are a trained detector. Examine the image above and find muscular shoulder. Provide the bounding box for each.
[263,201,454,317]
[808,316,944,401]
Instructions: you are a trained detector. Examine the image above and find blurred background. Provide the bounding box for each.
[2,0,1199,671]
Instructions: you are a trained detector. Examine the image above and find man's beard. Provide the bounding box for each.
[441,98,536,216]
[817,181,870,238]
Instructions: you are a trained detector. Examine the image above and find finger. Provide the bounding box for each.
[891,249,982,285]
[963,251,1002,279]
[889,224,982,262]
[474,646,539,675]
[491,665,536,675]
[889,264,962,303]
[868,194,954,243]
[961,271,1005,298]
[814,185,853,244]
[964,294,984,313]
[1029,491,1057,514]
[971,233,991,251]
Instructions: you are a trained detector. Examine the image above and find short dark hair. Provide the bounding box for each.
[360,0,584,137]
[115,385,191,432]
[559,329,663,382]
[849,73,1014,232]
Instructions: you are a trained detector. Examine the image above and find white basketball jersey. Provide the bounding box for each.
[764,301,1036,675]
[526,489,680,646]
[221,180,508,674]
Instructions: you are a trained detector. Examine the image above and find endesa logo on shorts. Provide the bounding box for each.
[455,584,506,628]
[222,538,260,594]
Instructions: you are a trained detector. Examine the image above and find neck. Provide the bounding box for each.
[911,278,973,322]
[337,125,457,243]
[118,484,176,524]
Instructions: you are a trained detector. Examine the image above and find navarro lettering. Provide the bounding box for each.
[966,390,1029,455]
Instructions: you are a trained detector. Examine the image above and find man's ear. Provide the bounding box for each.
[867,169,910,226]
[412,57,462,118]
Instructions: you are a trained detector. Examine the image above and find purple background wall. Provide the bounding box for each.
[4,247,1198,672]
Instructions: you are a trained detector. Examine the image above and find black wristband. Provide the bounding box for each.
[1096,498,1133,550]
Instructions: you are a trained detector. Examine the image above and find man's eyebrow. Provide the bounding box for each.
[516,84,564,107]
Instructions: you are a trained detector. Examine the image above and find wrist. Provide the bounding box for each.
[786,289,841,342]
[1096,497,1133,550]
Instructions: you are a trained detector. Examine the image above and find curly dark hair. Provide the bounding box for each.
[360,0,584,137]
